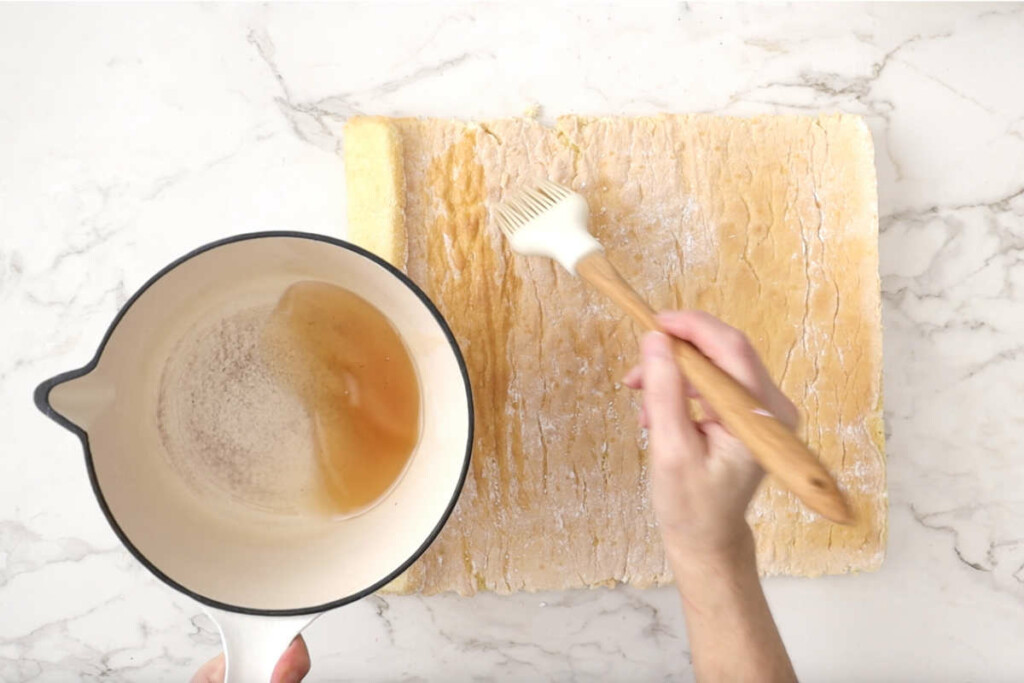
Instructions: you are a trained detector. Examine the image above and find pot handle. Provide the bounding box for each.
[203,605,318,682]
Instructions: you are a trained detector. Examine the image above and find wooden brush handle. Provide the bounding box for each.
[576,251,853,525]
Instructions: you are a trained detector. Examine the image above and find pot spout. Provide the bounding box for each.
[36,367,115,433]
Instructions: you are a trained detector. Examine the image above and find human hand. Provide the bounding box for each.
[623,311,798,571]
[190,635,310,683]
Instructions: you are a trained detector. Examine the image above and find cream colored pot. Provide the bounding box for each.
[35,233,473,681]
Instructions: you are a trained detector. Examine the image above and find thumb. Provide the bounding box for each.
[641,332,703,465]
[271,636,311,683]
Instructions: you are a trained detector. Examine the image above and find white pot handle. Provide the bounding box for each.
[203,605,318,682]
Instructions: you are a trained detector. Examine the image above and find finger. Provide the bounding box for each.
[656,311,795,428]
[756,395,800,431]
[190,654,225,683]
[624,364,700,399]
[622,364,643,389]
[656,311,763,386]
[638,405,649,429]
[641,332,703,465]
[271,636,311,683]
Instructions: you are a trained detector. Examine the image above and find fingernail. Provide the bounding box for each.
[642,332,672,360]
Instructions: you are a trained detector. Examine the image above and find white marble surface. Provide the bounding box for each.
[2,3,1023,681]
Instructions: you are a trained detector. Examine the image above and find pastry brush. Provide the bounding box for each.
[494,180,854,525]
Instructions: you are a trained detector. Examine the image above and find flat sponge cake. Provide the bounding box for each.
[345,114,886,594]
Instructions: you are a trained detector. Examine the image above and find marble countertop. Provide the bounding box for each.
[3,3,1023,681]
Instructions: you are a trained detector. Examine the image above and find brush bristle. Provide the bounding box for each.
[495,180,573,238]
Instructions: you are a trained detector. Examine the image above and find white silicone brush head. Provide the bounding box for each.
[494,181,603,274]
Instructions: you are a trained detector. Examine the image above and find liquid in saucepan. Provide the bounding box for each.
[261,281,422,517]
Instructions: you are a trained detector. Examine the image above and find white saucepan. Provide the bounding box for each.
[35,232,474,681]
